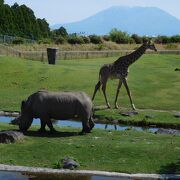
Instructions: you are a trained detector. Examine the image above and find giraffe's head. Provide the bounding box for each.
[145,40,157,52]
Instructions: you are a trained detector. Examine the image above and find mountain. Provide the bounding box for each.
[51,6,180,36]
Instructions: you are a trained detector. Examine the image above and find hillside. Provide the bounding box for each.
[52,6,180,36]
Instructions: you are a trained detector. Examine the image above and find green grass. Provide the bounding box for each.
[0,54,179,111]
[0,122,180,174]
[0,55,180,173]
[95,109,180,129]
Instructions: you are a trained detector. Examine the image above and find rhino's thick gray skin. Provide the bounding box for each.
[19,90,94,134]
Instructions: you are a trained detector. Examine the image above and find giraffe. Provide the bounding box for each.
[92,40,157,110]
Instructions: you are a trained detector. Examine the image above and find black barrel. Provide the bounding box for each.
[47,48,57,64]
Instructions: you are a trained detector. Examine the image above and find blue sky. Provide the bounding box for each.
[4,0,180,25]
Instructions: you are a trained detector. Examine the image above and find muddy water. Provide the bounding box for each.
[0,171,130,180]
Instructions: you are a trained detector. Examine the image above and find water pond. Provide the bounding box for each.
[0,171,130,180]
[0,116,180,135]
[0,116,158,133]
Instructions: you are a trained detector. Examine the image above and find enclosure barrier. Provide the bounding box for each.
[1,44,180,61]
[0,35,35,44]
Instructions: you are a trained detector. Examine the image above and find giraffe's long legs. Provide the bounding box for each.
[114,79,123,109]
[102,82,111,108]
[92,81,101,101]
[122,78,136,110]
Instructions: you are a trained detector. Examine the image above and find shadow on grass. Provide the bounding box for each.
[24,130,81,138]
[6,128,81,138]
[158,159,180,174]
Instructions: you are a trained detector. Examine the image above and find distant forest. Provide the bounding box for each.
[0,0,50,39]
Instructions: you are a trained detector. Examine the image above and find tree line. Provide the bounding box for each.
[0,0,180,45]
[0,0,50,39]
[50,28,180,45]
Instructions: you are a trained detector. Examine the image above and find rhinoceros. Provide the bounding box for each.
[18,90,94,134]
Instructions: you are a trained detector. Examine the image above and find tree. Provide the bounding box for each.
[0,0,4,6]
[0,4,15,35]
[131,34,142,44]
[89,35,102,44]
[0,2,50,39]
[109,28,130,44]
[55,26,68,37]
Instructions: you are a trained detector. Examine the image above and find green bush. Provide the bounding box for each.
[131,34,142,44]
[155,36,171,44]
[67,35,84,44]
[109,28,130,44]
[38,38,51,44]
[81,36,90,44]
[170,35,180,43]
[89,35,103,44]
[102,35,110,41]
[54,36,66,44]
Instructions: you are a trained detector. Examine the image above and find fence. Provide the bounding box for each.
[0,44,180,61]
[0,35,35,44]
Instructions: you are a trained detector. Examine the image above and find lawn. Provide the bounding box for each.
[0,54,179,111]
[0,54,180,173]
[0,122,180,174]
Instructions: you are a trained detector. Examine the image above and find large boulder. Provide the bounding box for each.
[0,131,24,143]
[62,157,80,169]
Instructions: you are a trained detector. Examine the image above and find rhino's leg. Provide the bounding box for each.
[89,117,95,130]
[38,119,47,133]
[80,119,91,134]
[46,118,57,133]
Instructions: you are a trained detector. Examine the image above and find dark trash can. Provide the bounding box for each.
[47,48,57,64]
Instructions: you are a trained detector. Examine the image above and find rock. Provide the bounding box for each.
[175,68,180,71]
[0,131,24,143]
[62,157,80,170]
[0,111,4,116]
[120,111,138,117]
[155,128,179,135]
[174,112,180,118]
[11,112,20,117]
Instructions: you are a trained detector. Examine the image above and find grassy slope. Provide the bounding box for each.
[0,54,179,111]
[0,122,180,174]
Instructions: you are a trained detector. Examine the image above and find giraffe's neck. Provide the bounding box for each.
[125,44,147,66]
[114,44,147,68]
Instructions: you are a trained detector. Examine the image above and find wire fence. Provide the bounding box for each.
[0,44,180,61]
[0,35,35,44]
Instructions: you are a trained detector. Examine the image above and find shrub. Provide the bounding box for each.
[102,35,110,41]
[170,35,180,43]
[95,44,105,50]
[131,34,142,44]
[109,28,130,44]
[142,36,150,43]
[81,36,90,44]
[55,36,66,44]
[53,26,68,38]
[67,35,84,44]
[38,38,51,44]
[12,37,24,44]
[155,36,171,44]
[89,35,103,44]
